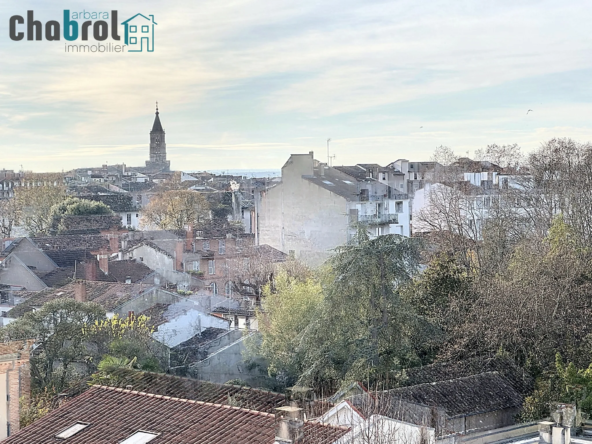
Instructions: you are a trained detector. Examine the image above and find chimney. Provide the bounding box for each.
[175,240,184,272]
[542,404,576,444]
[75,281,87,302]
[185,225,194,252]
[274,406,304,444]
[98,250,109,275]
[539,421,554,444]
[108,232,119,255]
[84,259,98,282]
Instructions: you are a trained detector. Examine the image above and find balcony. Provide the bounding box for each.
[358,213,399,225]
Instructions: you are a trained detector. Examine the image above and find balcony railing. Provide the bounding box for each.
[358,213,399,225]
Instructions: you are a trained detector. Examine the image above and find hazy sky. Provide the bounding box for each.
[1,0,591,172]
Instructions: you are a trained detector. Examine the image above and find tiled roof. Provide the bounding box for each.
[95,367,286,413]
[37,267,77,287]
[108,260,153,283]
[255,245,288,263]
[4,385,349,444]
[399,356,533,396]
[379,372,523,418]
[42,249,94,268]
[31,234,110,253]
[7,281,147,317]
[333,165,369,181]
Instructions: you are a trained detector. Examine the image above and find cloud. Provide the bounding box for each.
[0,0,591,171]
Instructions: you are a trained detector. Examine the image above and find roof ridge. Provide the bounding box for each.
[92,385,275,418]
[387,370,508,392]
[109,368,286,397]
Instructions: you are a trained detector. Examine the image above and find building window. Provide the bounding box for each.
[193,261,199,271]
[210,283,217,294]
[142,25,149,32]
[203,240,210,251]
[130,37,137,44]
[208,260,215,275]
[218,239,226,254]
[126,213,132,225]
[130,25,137,33]
[395,201,403,213]
[225,281,233,296]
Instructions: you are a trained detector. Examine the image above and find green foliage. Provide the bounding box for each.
[402,252,474,335]
[297,230,435,389]
[520,354,592,421]
[3,298,105,392]
[1,302,160,394]
[19,389,54,428]
[255,229,437,392]
[255,270,324,383]
[48,197,113,234]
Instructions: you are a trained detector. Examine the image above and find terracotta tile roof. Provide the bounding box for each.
[4,385,349,444]
[7,281,148,317]
[96,368,286,413]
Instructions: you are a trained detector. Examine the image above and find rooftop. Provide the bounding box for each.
[376,372,523,418]
[3,385,349,444]
[8,281,147,317]
[93,367,286,413]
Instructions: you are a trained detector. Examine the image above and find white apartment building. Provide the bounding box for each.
[255,152,411,265]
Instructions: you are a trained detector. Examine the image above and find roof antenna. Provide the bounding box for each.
[156,101,159,114]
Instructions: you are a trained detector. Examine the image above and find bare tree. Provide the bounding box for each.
[474,143,524,172]
[0,198,19,238]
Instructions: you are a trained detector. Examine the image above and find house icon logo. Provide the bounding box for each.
[121,13,157,52]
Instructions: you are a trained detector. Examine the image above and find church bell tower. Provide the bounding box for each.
[145,102,170,171]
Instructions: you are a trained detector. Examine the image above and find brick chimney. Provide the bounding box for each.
[84,259,98,282]
[185,226,194,252]
[175,240,184,272]
[274,406,304,444]
[98,250,109,275]
[108,232,119,255]
[74,281,87,302]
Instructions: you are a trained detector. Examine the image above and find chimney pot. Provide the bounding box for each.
[539,421,554,444]
[74,281,87,302]
[275,406,304,444]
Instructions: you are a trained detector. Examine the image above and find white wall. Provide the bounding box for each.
[335,415,436,444]
[257,153,349,265]
[119,211,141,230]
[128,244,174,272]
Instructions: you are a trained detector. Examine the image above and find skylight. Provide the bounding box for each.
[120,431,159,444]
[322,180,334,186]
[55,422,90,439]
[343,180,353,184]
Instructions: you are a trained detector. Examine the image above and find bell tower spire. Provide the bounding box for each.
[145,102,170,171]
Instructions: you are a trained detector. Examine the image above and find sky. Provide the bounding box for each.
[1,0,592,172]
